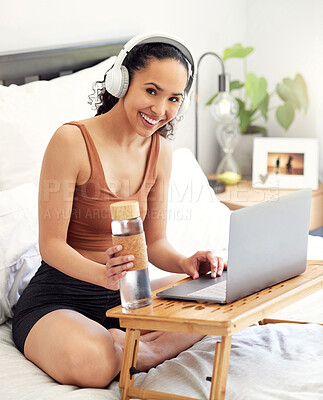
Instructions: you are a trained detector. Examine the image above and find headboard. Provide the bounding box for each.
[0,40,126,86]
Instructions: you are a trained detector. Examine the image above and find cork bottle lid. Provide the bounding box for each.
[110,200,140,220]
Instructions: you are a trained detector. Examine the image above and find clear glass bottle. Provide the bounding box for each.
[110,200,152,309]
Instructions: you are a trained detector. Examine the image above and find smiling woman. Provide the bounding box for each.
[12,32,226,389]
[90,40,190,139]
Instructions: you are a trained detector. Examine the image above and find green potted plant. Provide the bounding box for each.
[206,43,309,178]
[206,43,309,135]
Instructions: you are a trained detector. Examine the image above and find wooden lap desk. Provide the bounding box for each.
[107,261,323,400]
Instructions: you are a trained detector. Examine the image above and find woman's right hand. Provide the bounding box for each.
[104,245,134,290]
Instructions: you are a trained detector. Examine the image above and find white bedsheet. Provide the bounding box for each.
[307,234,323,260]
[1,321,322,399]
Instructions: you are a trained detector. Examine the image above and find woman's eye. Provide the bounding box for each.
[146,88,156,95]
[169,97,179,103]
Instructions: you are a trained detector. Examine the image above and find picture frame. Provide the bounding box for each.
[252,137,319,190]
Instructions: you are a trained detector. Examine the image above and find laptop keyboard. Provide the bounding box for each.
[187,280,227,301]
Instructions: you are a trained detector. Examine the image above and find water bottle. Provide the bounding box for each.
[110,200,152,309]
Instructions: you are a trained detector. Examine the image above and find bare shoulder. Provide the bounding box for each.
[49,123,85,150]
[41,123,88,180]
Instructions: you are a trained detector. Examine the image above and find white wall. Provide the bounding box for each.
[1,0,322,179]
[245,0,323,181]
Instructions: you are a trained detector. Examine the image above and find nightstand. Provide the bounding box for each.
[207,176,323,231]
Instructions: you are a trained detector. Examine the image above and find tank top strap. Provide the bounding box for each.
[63,121,105,184]
[143,132,160,184]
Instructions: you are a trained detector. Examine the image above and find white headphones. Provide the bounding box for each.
[105,32,195,116]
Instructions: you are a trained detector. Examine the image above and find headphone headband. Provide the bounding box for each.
[105,32,195,115]
[118,33,194,92]
[123,33,194,72]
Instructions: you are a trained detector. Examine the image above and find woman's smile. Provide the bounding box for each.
[139,111,162,128]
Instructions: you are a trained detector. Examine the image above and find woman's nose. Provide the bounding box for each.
[151,98,166,116]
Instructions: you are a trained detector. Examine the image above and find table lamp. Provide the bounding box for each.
[195,52,241,188]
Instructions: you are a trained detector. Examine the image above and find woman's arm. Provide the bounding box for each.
[38,125,130,289]
[144,138,224,278]
[144,138,185,273]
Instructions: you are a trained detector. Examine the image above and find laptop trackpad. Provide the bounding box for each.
[157,271,227,303]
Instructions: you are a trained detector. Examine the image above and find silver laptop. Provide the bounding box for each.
[157,189,312,304]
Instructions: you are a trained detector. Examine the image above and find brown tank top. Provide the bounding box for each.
[65,122,160,251]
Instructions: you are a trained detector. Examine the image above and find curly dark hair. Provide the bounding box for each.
[88,42,189,139]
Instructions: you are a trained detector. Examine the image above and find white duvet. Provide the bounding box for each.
[0,321,322,400]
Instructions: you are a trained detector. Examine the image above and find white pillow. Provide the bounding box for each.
[0,183,40,324]
[167,148,231,257]
[149,148,231,282]
[0,56,116,191]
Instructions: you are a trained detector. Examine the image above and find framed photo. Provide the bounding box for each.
[252,137,319,189]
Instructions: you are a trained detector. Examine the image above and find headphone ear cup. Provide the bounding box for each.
[105,65,129,98]
[177,95,190,117]
[105,67,118,97]
[117,66,129,98]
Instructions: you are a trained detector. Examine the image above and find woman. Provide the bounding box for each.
[12,33,225,388]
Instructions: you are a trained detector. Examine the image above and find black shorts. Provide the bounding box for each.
[12,260,122,355]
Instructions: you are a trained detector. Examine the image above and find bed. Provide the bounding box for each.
[0,40,323,400]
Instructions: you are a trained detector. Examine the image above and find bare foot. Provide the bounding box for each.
[108,328,126,351]
[135,337,165,371]
[137,332,205,370]
[139,331,164,342]
[108,328,165,371]
[109,329,203,372]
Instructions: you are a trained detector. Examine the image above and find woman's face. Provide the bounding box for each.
[123,58,188,137]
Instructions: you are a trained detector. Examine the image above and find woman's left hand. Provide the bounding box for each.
[181,251,226,279]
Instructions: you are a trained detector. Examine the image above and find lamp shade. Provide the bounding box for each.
[210,92,239,123]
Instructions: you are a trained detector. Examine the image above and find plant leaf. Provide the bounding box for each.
[276,74,309,112]
[294,74,309,112]
[237,100,253,133]
[230,80,244,90]
[239,110,253,133]
[276,79,301,109]
[245,73,268,108]
[258,93,269,120]
[206,93,218,106]
[276,102,295,130]
[236,98,245,110]
[223,44,254,61]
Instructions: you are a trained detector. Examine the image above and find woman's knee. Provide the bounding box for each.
[65,334,121,388]
[24,310,122,388]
